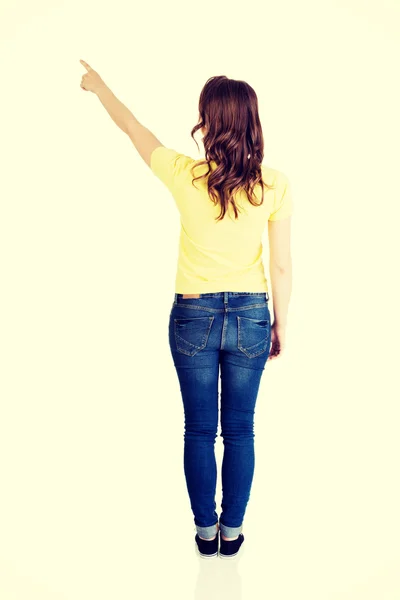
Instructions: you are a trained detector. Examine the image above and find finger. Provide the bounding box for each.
[268,347,279,360]
[80,59,92,71]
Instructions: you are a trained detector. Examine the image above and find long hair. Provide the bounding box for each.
[190,75,276,222]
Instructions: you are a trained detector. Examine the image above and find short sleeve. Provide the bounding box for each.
[150,146,194,192]
[269,172,293,221]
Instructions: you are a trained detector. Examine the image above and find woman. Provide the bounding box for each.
[80,64,293,560]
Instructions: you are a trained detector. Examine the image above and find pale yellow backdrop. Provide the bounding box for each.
[0,0,399,599]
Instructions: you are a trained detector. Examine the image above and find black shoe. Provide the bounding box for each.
[219,531,245,560]
[194,532,218,559]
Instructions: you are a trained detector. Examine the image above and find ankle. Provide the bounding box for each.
[221,534,239,541]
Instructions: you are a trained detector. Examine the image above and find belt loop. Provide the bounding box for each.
[224,292,228,305]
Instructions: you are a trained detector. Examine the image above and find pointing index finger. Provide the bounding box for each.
[80,59,92,71]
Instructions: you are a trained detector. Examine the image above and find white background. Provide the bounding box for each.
[1,1,399,598]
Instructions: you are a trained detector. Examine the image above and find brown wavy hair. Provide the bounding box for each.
[190,75,275,222]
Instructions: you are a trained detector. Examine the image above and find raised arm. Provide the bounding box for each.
[80,60,163,167]
[96,86,164,167]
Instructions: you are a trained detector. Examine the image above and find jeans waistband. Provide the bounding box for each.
[175,291,269,302]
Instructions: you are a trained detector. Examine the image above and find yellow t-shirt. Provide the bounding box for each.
[150,146,293,294]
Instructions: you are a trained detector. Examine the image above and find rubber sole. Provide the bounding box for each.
[219,546,245,559]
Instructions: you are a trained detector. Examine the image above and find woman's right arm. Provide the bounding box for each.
[268,216,292,356]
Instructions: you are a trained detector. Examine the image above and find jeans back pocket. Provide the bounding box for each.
[237,316,271,358]
[174,316,215,356]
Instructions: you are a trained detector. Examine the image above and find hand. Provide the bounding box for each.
[267,322,286,361]
[80,59,106,94]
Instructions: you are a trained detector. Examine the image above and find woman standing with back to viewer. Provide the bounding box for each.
[80,63,293,561]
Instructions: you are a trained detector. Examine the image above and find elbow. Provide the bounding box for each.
[269,257,292,275]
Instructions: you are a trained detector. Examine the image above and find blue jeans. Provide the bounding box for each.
[169,291,271,540]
